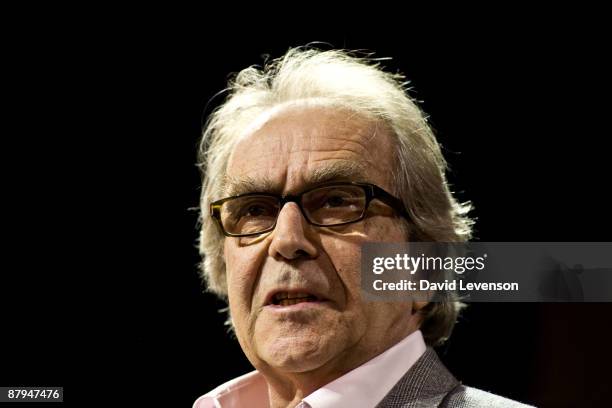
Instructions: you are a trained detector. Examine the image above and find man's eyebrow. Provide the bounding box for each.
[222,176,279,197]
[304,161,367,186]
[222,161,368,197]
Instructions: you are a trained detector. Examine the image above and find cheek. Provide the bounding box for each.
[320,218,406,296]
[320,235,360,275]
[318,236,365,318]
[224,241,267,323]
[319,219,407,322]
[365,215,408,242]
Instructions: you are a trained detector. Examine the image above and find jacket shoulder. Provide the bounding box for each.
[443,385,535,408]
[376,347,535,408]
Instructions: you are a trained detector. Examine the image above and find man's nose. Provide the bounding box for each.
[268,202,318,260]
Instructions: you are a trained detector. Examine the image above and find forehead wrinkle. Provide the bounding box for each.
[222,108,391,198]
[221,160,369,198]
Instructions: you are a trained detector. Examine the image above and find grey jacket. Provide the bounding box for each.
[377,348,534,408]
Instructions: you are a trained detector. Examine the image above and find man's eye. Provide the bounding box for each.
[324,195,347,208]
[237,201,276,218]
[245,205,268,216]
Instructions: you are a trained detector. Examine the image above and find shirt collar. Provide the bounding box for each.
[301,329,426,408]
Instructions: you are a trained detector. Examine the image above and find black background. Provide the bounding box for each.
[2,10,611,407]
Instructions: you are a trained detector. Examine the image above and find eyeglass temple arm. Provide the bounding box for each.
[371,185,411,221]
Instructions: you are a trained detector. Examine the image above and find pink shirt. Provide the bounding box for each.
[193,330,426,408]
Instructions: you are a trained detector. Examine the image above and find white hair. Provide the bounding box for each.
[197,47,474,345]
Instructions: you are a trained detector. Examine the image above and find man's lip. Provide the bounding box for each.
[265,299,328,312]
[264,289,328,306]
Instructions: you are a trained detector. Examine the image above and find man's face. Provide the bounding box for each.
[223,105,419,377]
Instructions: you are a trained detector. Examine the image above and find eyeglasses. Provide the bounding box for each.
[210,182,409,237]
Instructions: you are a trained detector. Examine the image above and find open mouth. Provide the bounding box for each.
[270,292,320,306]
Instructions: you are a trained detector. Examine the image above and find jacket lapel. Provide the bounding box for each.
[376,347,460,408]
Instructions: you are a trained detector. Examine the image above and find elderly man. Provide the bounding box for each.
[194,48,531,408]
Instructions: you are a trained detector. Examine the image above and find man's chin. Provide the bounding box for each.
[256,335,338,373]
[250,311,354,373]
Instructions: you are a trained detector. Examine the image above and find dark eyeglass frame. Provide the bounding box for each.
[210,181,410,237]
